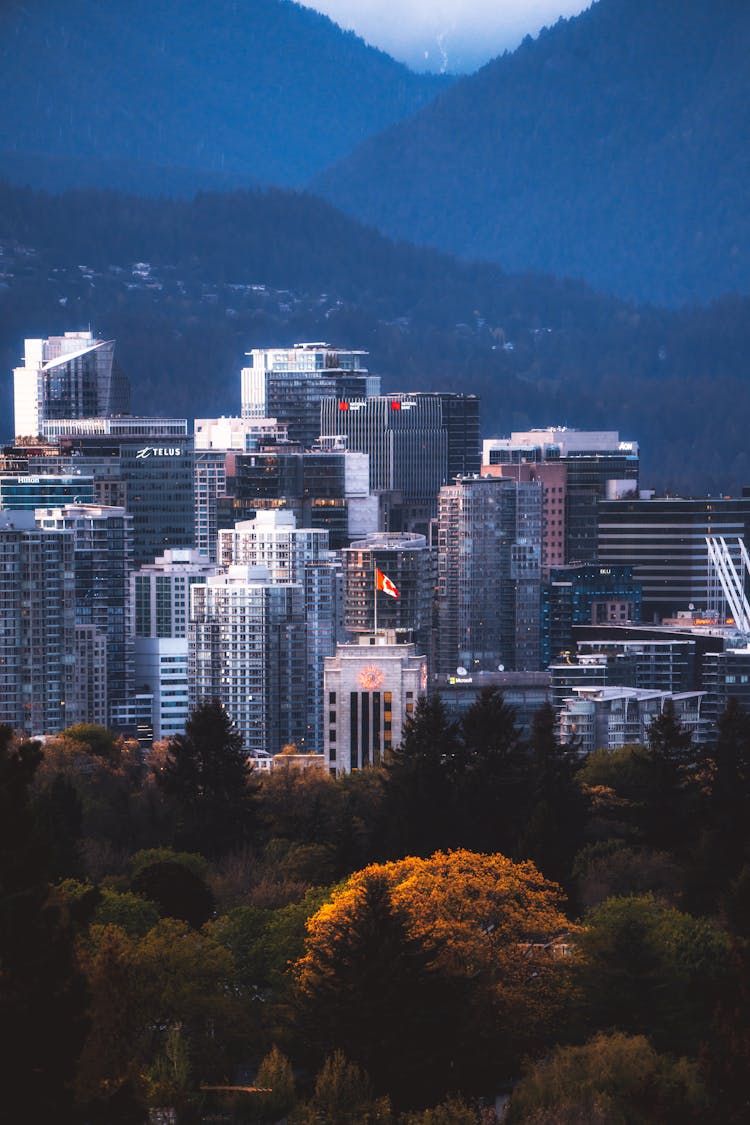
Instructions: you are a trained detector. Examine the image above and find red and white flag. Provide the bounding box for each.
[375,568,400,599]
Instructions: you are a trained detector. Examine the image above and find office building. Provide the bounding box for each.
[541,564,642,666]
[436,476,543,675]
[701,647,750,732]
[32,417,194,565]
[13,331,130,439]
[323,630,428,775]
[484,428,639,564]
[194,417,289,561]
[241,343,379,448]
[342,532,435,666]
[434,670,551,736]
[189,566,307,757]
[0,511,76,735]
[320,392,481,531]
[36,504,133,724]
[218,446,377,550]
[131,550,220,741]
[598,496,750,622]
[0,473,95,510]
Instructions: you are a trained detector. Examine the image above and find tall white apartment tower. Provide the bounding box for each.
[131,549,220,740]
[218,511,339,752]
[13,331,130,439]
[189,566,307,759]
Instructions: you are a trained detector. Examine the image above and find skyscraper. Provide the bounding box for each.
[218,511,339,752]
[0,511,76,735]
[436,476,543,674]
[484,428,639,564]
[241,343,379,448]
[320,392,481,531]
[13,331,130,439]
[189,566,307,758]
[35,504,134,724]
[131,549,220,741]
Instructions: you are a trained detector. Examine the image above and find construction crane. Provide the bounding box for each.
[705,536,750,635]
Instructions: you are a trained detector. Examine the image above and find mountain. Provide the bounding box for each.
[311,0,750,305]
[2,179,750,494]
[0,0,448,193]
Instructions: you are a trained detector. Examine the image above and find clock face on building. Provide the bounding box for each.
[358,664,384,690]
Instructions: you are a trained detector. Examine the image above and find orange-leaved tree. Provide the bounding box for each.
[293,850,577,1102]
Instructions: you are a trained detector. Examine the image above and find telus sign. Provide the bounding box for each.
[135,447,183,459]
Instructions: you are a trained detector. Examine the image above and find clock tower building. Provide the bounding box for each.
[323,629,427,776]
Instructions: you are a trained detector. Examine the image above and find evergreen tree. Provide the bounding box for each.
[381,695,461,857]
[293,872,460,1108]
[456,688,532,855]
[643,700,697,851]
[154,700,258,858]
[520,703,585,889]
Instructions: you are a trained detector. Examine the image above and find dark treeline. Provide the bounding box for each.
[3,693,750,1121]
[2,181,750,493]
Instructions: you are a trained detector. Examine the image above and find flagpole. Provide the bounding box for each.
[373,560,378,635]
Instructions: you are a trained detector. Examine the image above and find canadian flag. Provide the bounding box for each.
[375,568,399,599]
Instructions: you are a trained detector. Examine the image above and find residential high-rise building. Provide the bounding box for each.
[13,331,130,439]
[320,392,481,531]
[131,549,220,741]
[342,532,435,667]
[189,566,307,759]
[0,511,76,735]
[241,343,379,448]
[323,630,428,775]
[484,428,639,564]
[437,476,543,675]
[36,504,133,724]
[219,511,339,752]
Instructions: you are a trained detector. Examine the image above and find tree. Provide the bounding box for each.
[505,1031,707,1125]
[0,725,89,1123]
[520,702,586,887]
[295,851,575,1096]
[294,872,459,1108]
[154,700,258,857]
[455,688,533,855]
[131,859,215,928]
[252,1045,297,1123]
[575,894,731,1054]
[381,695,461,857]
[291,1051,393,1125]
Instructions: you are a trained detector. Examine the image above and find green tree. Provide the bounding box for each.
[292,1051,393,1125]
[131,859,215,928]
[154,700,258,858]
[506,1031,707,1124]
[0,725,89,1123]
[252,1044,297,1123]
[575,895,730,1054]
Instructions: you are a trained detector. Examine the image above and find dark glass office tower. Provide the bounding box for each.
[320,392,481,532]
[541,564,642,666]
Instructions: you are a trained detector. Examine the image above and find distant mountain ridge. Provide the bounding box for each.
[0,0,448,193]
[311,0,750,305]
[2,179,750,494]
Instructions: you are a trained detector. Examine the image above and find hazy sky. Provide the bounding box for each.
[302,1,592,73]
